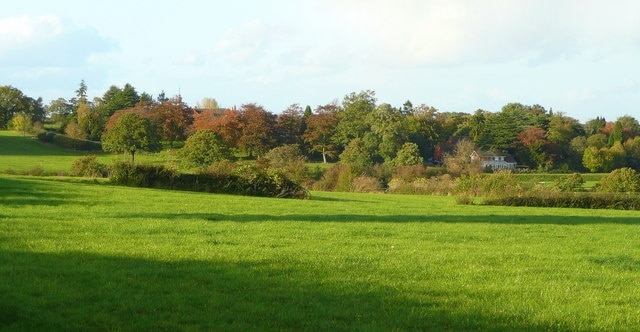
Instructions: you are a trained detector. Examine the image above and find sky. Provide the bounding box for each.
[1,0,639,122]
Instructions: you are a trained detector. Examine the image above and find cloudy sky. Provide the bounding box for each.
[2,0,639,122]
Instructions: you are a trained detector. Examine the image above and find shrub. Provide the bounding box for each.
[456,196,475,205]
[595,167,640,193]
[454,171,521,197]
[27,165,44,176]
[370,163,394,188]
[484,192,640,211]
[71,155,108,178]
[264,144,307,167]
[393,165,427,182]
[554,173,585,192]
[180,129,232,168]
[481,170,521,196]
[313,164,363,192]
[413,175,455,195]
[36,131,55,143]
[208,160,239,176]
[64,121,88,140]
[264,145,309,183]
[351,175,383,193]
[387,174,455,195]
[386,178,413,194]
[109,161,308,199]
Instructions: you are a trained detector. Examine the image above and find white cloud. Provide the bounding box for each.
[0,14,116,67]
[0,14,64,51]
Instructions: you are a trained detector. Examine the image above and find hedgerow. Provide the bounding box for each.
[108,162,308,199]
[483,192,640,211]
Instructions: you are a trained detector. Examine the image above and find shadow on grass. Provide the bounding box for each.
[0,249,554,331]
[0,133,86,157]
[116,212,640,225]
[0,176,76,207]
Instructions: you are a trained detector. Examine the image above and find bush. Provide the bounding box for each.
[554,173,585,192]
[264,144,307,167]
[595,168,640,193]
[484,192,640,211]
[36,131,55,143]
[108,162,308,199]
[386,174,455,195]
[393,165,428,182]
[481,170,521,196]
[351,175,383,193]
[109,162,178,188]
[208,160,239,176]
[313,164,363,192]
[180,129,232,168]
[27,165,45,176]
[264,145,309,184]
[71,155,108,178]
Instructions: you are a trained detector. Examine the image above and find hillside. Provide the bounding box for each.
[0,131,88,173]
[0,131,171,174]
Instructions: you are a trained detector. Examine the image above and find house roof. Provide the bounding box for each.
[472,150,518,163]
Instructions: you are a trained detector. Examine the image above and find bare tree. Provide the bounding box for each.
[443,139,482,176]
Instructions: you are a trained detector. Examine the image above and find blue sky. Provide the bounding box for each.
[2,0,639,122]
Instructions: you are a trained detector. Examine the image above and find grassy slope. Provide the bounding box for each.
[0,131,177,173]
[2,175,640,330]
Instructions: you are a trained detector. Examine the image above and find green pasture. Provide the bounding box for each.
[514,173,605,190]
[2,175,640,330]
[0,131,177,173]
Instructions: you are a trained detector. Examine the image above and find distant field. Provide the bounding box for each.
[515,173,606,190]
[0,131,177,173]
[1,175,640,330]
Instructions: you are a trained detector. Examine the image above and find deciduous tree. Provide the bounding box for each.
[0,85,44,129]
[238,104,276,157]
[393,142,424,166]
[582,146,613,173]
[369,103,407,163]
[8,113,32,135]
[339,137,374,167]
[102,113,161,163]
[333,90,376,145]
[47,98,74,127]
[443,139,482,176]
[196,97,219,110]
[276,103,305,146]
[155,96,193,147]
[180,129,231,168]
[303,104,339,163]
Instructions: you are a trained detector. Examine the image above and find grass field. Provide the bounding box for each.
[2,175,640,330]
[0,131,178,173]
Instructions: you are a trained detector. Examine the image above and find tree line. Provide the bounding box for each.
[2,81,640,173]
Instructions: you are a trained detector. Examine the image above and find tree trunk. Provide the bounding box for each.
[322,146,327,163]
[130,151,135,164]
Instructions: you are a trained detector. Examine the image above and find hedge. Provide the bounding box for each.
[483,192,640,210]
[109,162,309,199]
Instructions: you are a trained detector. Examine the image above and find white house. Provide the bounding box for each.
[470,151,518,171]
